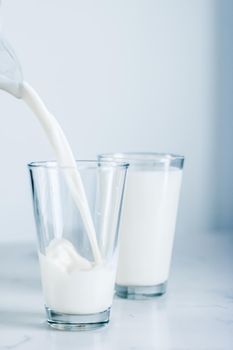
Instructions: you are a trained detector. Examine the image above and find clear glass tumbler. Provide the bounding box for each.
[28,160,128,330]
[99,153,184,299]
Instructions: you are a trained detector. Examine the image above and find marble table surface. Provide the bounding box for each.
[0,230,232,350]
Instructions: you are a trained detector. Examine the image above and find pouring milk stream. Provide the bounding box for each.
[0,35,102,266]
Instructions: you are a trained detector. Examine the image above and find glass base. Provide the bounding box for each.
[46,307,110,331]
[115,282,167,300]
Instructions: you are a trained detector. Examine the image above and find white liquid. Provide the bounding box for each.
[0,37,100,262]
[117,168,182,286]
[0,36,23,98]
[0,42,112,314]
[39,239,116,314]
[21,82,101,264]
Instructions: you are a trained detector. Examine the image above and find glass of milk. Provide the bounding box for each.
[99,153,184,299]
[28,160,128,330]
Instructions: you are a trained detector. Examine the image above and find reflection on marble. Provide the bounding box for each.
[0,231,232,350]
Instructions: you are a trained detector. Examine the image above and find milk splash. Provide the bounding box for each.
[0,35,101,264]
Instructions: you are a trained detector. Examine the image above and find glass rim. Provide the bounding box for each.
[99,152,185,163]
[27,160,129,170]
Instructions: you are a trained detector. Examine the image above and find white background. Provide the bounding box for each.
[0,0,232,241]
